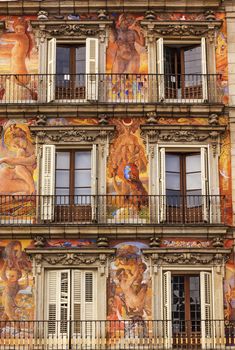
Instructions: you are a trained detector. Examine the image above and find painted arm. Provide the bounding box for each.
[0,154,36,166]
[0,261,8,281]
[1,33,19,42]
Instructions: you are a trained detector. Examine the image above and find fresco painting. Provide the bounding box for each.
[161,239,211,248]
[106,14,148,102]
[0,240,34,335]
[0,16,38,102]
[107,118,149,222]
[107,241,151,338]
[0,120,37,223]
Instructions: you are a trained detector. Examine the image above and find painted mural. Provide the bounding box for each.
[106,14,148,102]
[0,16,38,102]
[107,118,148,222]
[0,120,37,223]
[107,241,151,338]
[0,240,34,335]
[224,240,235,322]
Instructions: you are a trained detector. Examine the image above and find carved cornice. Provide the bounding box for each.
[143,248,231,267]
[141,20,222,42]
[140,125,225,143]
[31,20,113,42]
[29,125,116,144]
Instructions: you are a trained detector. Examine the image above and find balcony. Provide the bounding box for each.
[0,74,223,105]
[0,320,234,350]
[0,195,226,226]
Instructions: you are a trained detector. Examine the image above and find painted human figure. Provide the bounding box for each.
[0,125,36,195]
[110,14,145,74]
[0,262,28,321]
[0,17,36,100]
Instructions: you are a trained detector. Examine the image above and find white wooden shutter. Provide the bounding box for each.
[86,38,99,100]
[201,37,208,101]
[201,147,209,222]
[47,270,70,338]
[91,145,97,221]
[157,38,164,101]
[41,145,56,221]
[200,272,213,349]
[47,38,56,102]
[163,271,172,349]
[159,147,166,222]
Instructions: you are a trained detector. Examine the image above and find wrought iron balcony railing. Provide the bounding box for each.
[0,195,226,225]
[0,74,223,104]
[0,320,234,349]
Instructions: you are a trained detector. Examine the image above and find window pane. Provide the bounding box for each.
[186,154,201,173]
[166,173,180,190]
[186,173,201,190]
[75,151,91,169]
[184,45,202,75]
[75,46,86,74]
[56,152,70,169]
[56,46,70,75]
[56,170,70,187]
[74,188,91,204]
[55,188,70,204]
[74,170,91,187]
[166,154,180,172]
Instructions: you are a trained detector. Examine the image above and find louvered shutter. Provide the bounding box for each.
[201,147,209,222]
[200,272,213,349]
[159,147,166,222]
[201,38,208,101]
[91,145,97,221]
[72,270,82,335]
[86,38,99,100]
[47,270,70,339]
[157,38,164,101]
[47,38,56,102]
[163,271,172,349]
[41,145,56,221]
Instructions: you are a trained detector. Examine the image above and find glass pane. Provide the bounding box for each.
[56,46,70,75]
[166,173,180,190]
[56,170,70,187]
[56,152,70,169]
[55,188,70,204]
[186,173,201,190]
[75,151,91,169]
[74,170,91,187]
[74,188,91,204]
[166,154,180,172]
[75,45,86,74]
[184,45,202,75]
[186,154,201,173]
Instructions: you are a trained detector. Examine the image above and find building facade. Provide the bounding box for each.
[0,0,234,348]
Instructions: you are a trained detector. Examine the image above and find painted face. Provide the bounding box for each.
[14,24,26,33]
[7,270,19,282]
[12,136,27,150]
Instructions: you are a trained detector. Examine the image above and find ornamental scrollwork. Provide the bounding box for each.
[34,253,108,266]
[152,25,210,37]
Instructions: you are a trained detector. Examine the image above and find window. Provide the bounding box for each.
[55,150,92,203]
[157,38,207,101]
[158,147,209,223]
[46,269,97,338]
[56,44,86,100]
[47,38,99,102]
[41,145,97,222]
[163,271,212,349]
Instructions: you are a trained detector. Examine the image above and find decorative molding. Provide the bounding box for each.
[140,125,225,147]
[143,248,231,268]
[30,125,116,145]
[141,20,222,43]
[31,20,113,42]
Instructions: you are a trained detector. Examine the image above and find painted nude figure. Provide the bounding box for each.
[110,14,145,74]
[116,262,148,314]
[0,17,36,100]
[0,124,36,195]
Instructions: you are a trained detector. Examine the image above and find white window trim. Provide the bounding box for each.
[156,37,208,102]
